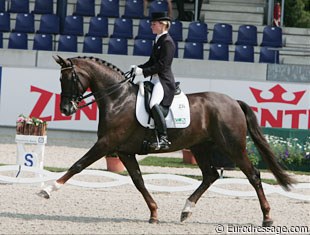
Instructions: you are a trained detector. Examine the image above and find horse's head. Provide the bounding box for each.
[54,55,90,116]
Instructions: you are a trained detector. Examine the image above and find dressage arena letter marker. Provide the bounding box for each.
[15,135,47,181]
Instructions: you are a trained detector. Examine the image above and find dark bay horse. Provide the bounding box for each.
[38,56,295,226]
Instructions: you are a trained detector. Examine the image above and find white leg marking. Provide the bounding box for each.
[43,181,62,196]
[182,199,195,213]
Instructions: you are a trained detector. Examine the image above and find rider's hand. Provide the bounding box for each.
[130,65,143,76]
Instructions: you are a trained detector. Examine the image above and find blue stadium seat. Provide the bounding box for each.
[8,32,28,49]
[148,0,168,17]
[259,47,279,64]
[108,37,128,55]
[86,16,109,37]
[83,36,103,54]
[73,0,95,16]
[261,26,282,47]
[133,39,152,56]
[210,23,232,44]
[122,0,144,19]
[111,18,133,39]
[234,45,254,63]
[0,32,3,48]
[12,13,35,33]
[235,24,257,46]
[0,12,10,32]
[63,15,84,36]
[98,0,119,18]
[185,21,208,43]
[208,43,229,61]
[183,42,203,60]
[33,33,53,51]
[0,0,6,12]
[32,0,53,14]
[169,20,183,42]
[37,14,60,34]
[135,19,155,40]
[9,0,29,13]
[58,35,78,52]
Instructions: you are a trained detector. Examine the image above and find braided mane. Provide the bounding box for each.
[73,56,125,76]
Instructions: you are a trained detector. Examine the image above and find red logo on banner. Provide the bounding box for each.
[29,86,97,122]
[249,84,309,129]
[250,84,306,105]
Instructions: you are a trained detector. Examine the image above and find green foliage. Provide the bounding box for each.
[139,156,197,168]
[246,135,310,171]
[284,0,310,28]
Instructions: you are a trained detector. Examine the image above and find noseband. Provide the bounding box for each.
[60,59,133,111]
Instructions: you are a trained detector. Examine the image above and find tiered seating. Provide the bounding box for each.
[33,33,53,51]
[185,21,208,43]
[184,42,203,60]
[123,0,144,19]
[133,39,152,56]
[210,23,232,44]
[8,32,28,49]
[83,36,103,53]
[208,43,229,61]
[58,35,77,52]
[32,0,54,14]
[111,18,133,39]
[98,0,119,18]
[0,12,10,32]
[8,0,29,13]
[108,37,128,55]
[135,19,155,40]
[37,14,60,34]
[234,45,254,63]
[86,16,109,37]
[73,0,95,16]
[0,0,289,64]
[12,13,35,33]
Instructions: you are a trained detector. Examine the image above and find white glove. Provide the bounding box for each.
[130,65,143,76]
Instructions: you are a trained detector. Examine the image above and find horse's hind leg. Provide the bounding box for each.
[181,143,219,222]
[118,153,159,224]
[234,151,273,226]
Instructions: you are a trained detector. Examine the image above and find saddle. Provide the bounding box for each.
[135,81,190,129]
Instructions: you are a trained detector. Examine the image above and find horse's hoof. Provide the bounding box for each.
[262,219,273,227]
[37,190,50,199]
[149,217,159,224]
[180,212,192,222]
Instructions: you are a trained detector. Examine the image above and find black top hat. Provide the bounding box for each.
[150,12,171,22]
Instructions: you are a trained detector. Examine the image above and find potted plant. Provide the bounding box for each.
[105,153,125,173]
[182,149,197,165]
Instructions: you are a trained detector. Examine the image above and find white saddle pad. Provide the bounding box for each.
[135,82,190,129]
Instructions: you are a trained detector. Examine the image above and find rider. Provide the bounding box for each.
[131,11,176,150]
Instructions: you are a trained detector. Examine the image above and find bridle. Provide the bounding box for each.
[60,59,134,111]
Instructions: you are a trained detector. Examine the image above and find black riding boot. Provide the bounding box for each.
[150,104,170,150]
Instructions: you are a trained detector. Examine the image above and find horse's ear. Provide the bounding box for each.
[53,55,68,67]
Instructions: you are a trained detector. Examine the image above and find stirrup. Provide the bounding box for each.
[150,137,171,150]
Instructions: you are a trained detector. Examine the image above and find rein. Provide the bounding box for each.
[61,61,134,110]
[78,72,133,109]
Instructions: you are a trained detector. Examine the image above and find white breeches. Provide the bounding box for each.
[149,76,164,109]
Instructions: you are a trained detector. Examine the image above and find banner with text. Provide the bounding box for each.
[0,67,308,131]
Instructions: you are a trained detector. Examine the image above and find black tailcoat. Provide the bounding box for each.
[139,33,176,107]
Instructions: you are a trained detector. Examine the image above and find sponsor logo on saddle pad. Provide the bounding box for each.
[135,82,190,129]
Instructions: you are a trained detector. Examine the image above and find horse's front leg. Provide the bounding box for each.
[118,153,159,224]
[38,141,105,199]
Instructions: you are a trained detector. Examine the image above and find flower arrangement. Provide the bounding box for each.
[246,134,310,171]
[16,114,47,136]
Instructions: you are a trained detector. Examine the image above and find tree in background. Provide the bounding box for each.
[284,0,310,28]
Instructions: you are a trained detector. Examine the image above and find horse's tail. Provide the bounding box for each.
[237,100,296,191]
